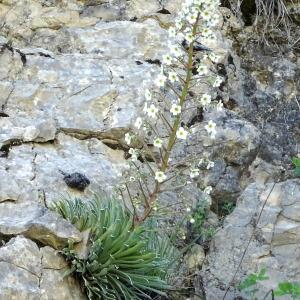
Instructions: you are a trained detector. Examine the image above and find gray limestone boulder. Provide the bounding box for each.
[0,236,86,300]
[201,179,300,300]
[0,202,82,249]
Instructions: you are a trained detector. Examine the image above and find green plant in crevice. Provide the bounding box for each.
[239,268,300,300]
[292,157,300,177]
[239,268,269,300]
[274,282,300,299]
[52,196,172,300]
[221,201,235,216]
[188,201,216,244]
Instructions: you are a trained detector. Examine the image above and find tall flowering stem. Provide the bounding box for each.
[141,15,200,222]
[120,0,222,226]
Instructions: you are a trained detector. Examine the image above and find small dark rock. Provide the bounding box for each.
[60,170,90,191]
[182,39,212,52]
[0,112,9,117]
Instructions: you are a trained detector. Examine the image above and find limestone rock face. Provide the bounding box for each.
[0,0,299,299]
[0,236,86,300]
[172,110,262,204]
[186,244,206,272]
[0,202,82,248]
[0,1,173,299]
[0,0,171,211]
[201,179,300,300]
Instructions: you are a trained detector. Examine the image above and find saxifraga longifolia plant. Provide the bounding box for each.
[52,196,173,300]
[53,0,225,299]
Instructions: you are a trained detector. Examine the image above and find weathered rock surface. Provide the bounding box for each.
[0,202,82,248]
[0,1,173,298]
[0,236,85,300]
[194,11,300,298]
[0,0,299,299]
[1,133,126,205]
[202,179,300,300]
[186,244,206,273]
[173,110,262,205]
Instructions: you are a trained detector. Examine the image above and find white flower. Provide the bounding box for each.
[207,161,215,169]
[169,44,182,57]
[190,168,200,179]
[204,186,213,194]
[186,207,191,212]
[145,89,152,101]
[168,27,176,37]
[130,176,136,182]
[197,64,208,75]
[216,100,223,111]
[153,137,163,148]
[209,52,220,63]
[134,117,142,129]
[198,158,204,166]
[200,94,212,106]
[154,73,167,87]
[155,171,167,183]
[129,148,138,161]
[213,76,223,87]
[190,218,195,224]
[190,5,199,14]
[205,120,216,133]
[147,104,158,118]
[194,0,202,5]
[168,71,179,83]
[170,104,182,116]
[182,4,190,14]
[175,18,184,30]
[185,32,194,43]
[125,132,133,145]
[176,127,188,140]
[205,120,217,139]
[202,28,213,38]
[201,9,212,21]
[187,12,198,24]
[162,54,173,66]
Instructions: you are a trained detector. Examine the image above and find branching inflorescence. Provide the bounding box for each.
[119,0,224,225]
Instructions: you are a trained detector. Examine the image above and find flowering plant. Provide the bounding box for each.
[119,0,223,225]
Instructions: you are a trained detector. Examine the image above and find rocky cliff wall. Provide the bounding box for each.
[0,0,299,299]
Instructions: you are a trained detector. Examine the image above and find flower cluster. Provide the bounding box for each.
[120,0,222,223]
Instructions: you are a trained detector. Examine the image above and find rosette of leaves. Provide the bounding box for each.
[52,196,171,300]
